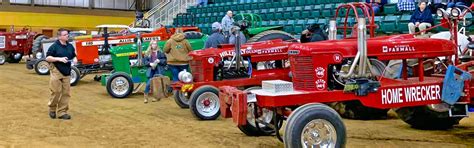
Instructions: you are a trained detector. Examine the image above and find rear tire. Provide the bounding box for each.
[34,59,50,75]
[395,106,463,130]
[284,103,346,148]
[8,53,22,63]
[189,85,221,120]
[174,90,190,108]
[247,30,296,43]
[184,31,203,39]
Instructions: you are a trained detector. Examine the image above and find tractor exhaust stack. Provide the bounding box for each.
[329,19,337,40]
[357,17,368,77]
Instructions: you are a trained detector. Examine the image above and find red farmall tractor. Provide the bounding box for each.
[0,27,39,65]
[171,22,296,120]
[219,3,474,147]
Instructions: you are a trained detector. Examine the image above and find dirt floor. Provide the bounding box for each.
[0,63,473,148]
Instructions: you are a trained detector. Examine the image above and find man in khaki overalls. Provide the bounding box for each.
[45,28,77,120]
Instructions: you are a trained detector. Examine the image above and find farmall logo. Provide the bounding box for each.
[382,45,415,53]
[381,85,440,105]
[219,46,286,57]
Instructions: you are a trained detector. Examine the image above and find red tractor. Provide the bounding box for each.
[218,3,474,147]
[0,27,39,65]
[170,21,296,120]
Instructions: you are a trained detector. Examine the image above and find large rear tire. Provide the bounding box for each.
[395,105,464,130]
[8,53,22,63]
[184,31,203,39]
[189,85,221,120]
[284,103,346,148]
[247,30,296,43]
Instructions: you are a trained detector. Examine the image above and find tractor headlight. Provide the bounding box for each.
[451,7,461,17]
[178,70,193,83]
[437,9,445,17]
[35,52,43,59]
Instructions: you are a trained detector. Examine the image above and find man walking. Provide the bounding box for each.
[46,28,77,120]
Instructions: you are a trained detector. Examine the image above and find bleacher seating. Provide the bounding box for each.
[172,0,454,36]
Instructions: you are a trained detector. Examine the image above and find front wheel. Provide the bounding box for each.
[174,90,190,108]
[284,103,346,148]
[34,59,50,75]
[70,66,81,86]
[106,72,134,98]
[189,86,221,120]
[0,53,6,65]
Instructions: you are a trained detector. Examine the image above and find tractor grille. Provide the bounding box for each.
[190,60,204,81]
[0,36,5,48]
[291,56,316,90]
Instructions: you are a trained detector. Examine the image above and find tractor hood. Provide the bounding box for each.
[189,39,293,59]
[289,34,457,61]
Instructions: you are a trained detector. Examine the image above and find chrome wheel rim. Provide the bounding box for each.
[179,91,190,105]
[0,54,5,64]
[70,69,77,84]
[111,77,129,96]
[38,61,49,74]
[196,92,220,117]
[301,119,337,148]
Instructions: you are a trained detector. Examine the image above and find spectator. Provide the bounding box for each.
[408,1,433,35]
[205,22,226,48]
[300,24,328,43]
[228,26,247,45]
[448,0,472,9]
[221,10,235,39]
[366,0,388,14]
[163,29,193,82]
[397,0,416,13]
[143,40,167,103]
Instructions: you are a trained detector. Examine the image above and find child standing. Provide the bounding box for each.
[144,40,167,103]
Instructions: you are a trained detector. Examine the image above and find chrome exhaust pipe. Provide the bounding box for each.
[357,17,368,77]
[329,19,337,40]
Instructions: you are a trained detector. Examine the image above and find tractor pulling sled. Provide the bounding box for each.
[218,3,474,147]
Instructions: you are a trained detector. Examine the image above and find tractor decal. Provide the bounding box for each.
[382,45,416,53]
[143,37,160,41]
[381,85,441,105]
[82,38,135,46]
[218,46,287,58]
[0,36,4,48]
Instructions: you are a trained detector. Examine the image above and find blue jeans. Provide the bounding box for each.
[144,78,152,94]
[169,65,189,82]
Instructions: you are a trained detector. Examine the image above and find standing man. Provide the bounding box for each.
[46,28,77,120]
[164,29,193,82]
[205,22,226,48]
[221,10,234,40]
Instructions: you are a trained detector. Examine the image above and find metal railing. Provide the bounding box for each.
[149,0,196,27]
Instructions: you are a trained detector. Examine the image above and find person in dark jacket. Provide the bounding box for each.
[408,2,433,35]
[45,28,76,120]
[143,40,167,103]
[300,24,328,43]
[205,22,226,48]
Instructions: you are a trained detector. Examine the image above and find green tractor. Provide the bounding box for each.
[233,13,295,42]
[101,28,208,98]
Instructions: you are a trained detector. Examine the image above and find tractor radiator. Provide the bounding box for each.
[291,56,316,90]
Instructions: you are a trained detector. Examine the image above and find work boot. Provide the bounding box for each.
[144,94,149,104]
[49,111,56,119]
[58,114,71,120]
